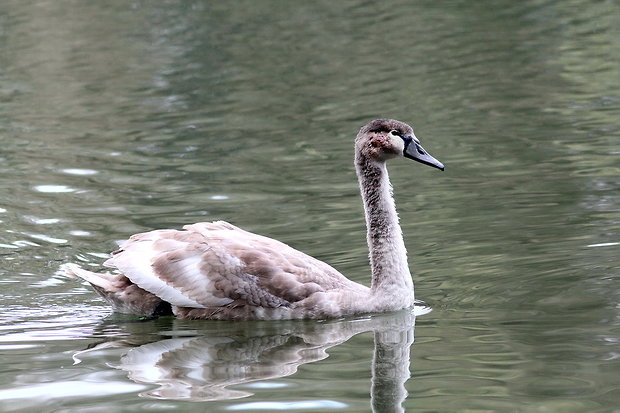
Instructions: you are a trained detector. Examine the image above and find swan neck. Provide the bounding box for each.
[356,155,413,295]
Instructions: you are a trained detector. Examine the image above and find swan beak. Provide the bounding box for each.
[403,137,445,171]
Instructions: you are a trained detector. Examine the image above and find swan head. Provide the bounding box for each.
[356,119,444,171]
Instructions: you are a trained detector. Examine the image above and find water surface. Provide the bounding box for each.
[0,1,618,412]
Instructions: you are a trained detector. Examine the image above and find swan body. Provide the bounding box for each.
[67,119,444,320]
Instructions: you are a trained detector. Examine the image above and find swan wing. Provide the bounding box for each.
[104,221,355,309]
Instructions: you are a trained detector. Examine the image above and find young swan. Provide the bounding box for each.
[66,119,444,320]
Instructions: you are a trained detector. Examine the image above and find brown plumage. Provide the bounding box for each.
[66,119,444,320]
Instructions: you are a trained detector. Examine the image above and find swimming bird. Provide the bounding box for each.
[66,119,444,320]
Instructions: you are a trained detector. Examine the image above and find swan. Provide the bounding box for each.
[66,119,444,320]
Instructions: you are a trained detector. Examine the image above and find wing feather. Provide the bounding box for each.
[104,221,359,310]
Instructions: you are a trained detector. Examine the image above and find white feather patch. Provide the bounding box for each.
[106,237,206,308]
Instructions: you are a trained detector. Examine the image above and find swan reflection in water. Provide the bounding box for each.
[75,307,425,410]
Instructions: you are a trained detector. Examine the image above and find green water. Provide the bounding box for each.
[0,1,618,412]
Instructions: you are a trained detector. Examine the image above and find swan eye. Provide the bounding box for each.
[389,130,401,137]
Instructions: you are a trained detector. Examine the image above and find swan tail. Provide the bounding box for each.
[64,264,173,318]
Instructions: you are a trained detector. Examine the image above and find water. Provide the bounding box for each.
[1,0,618,411]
